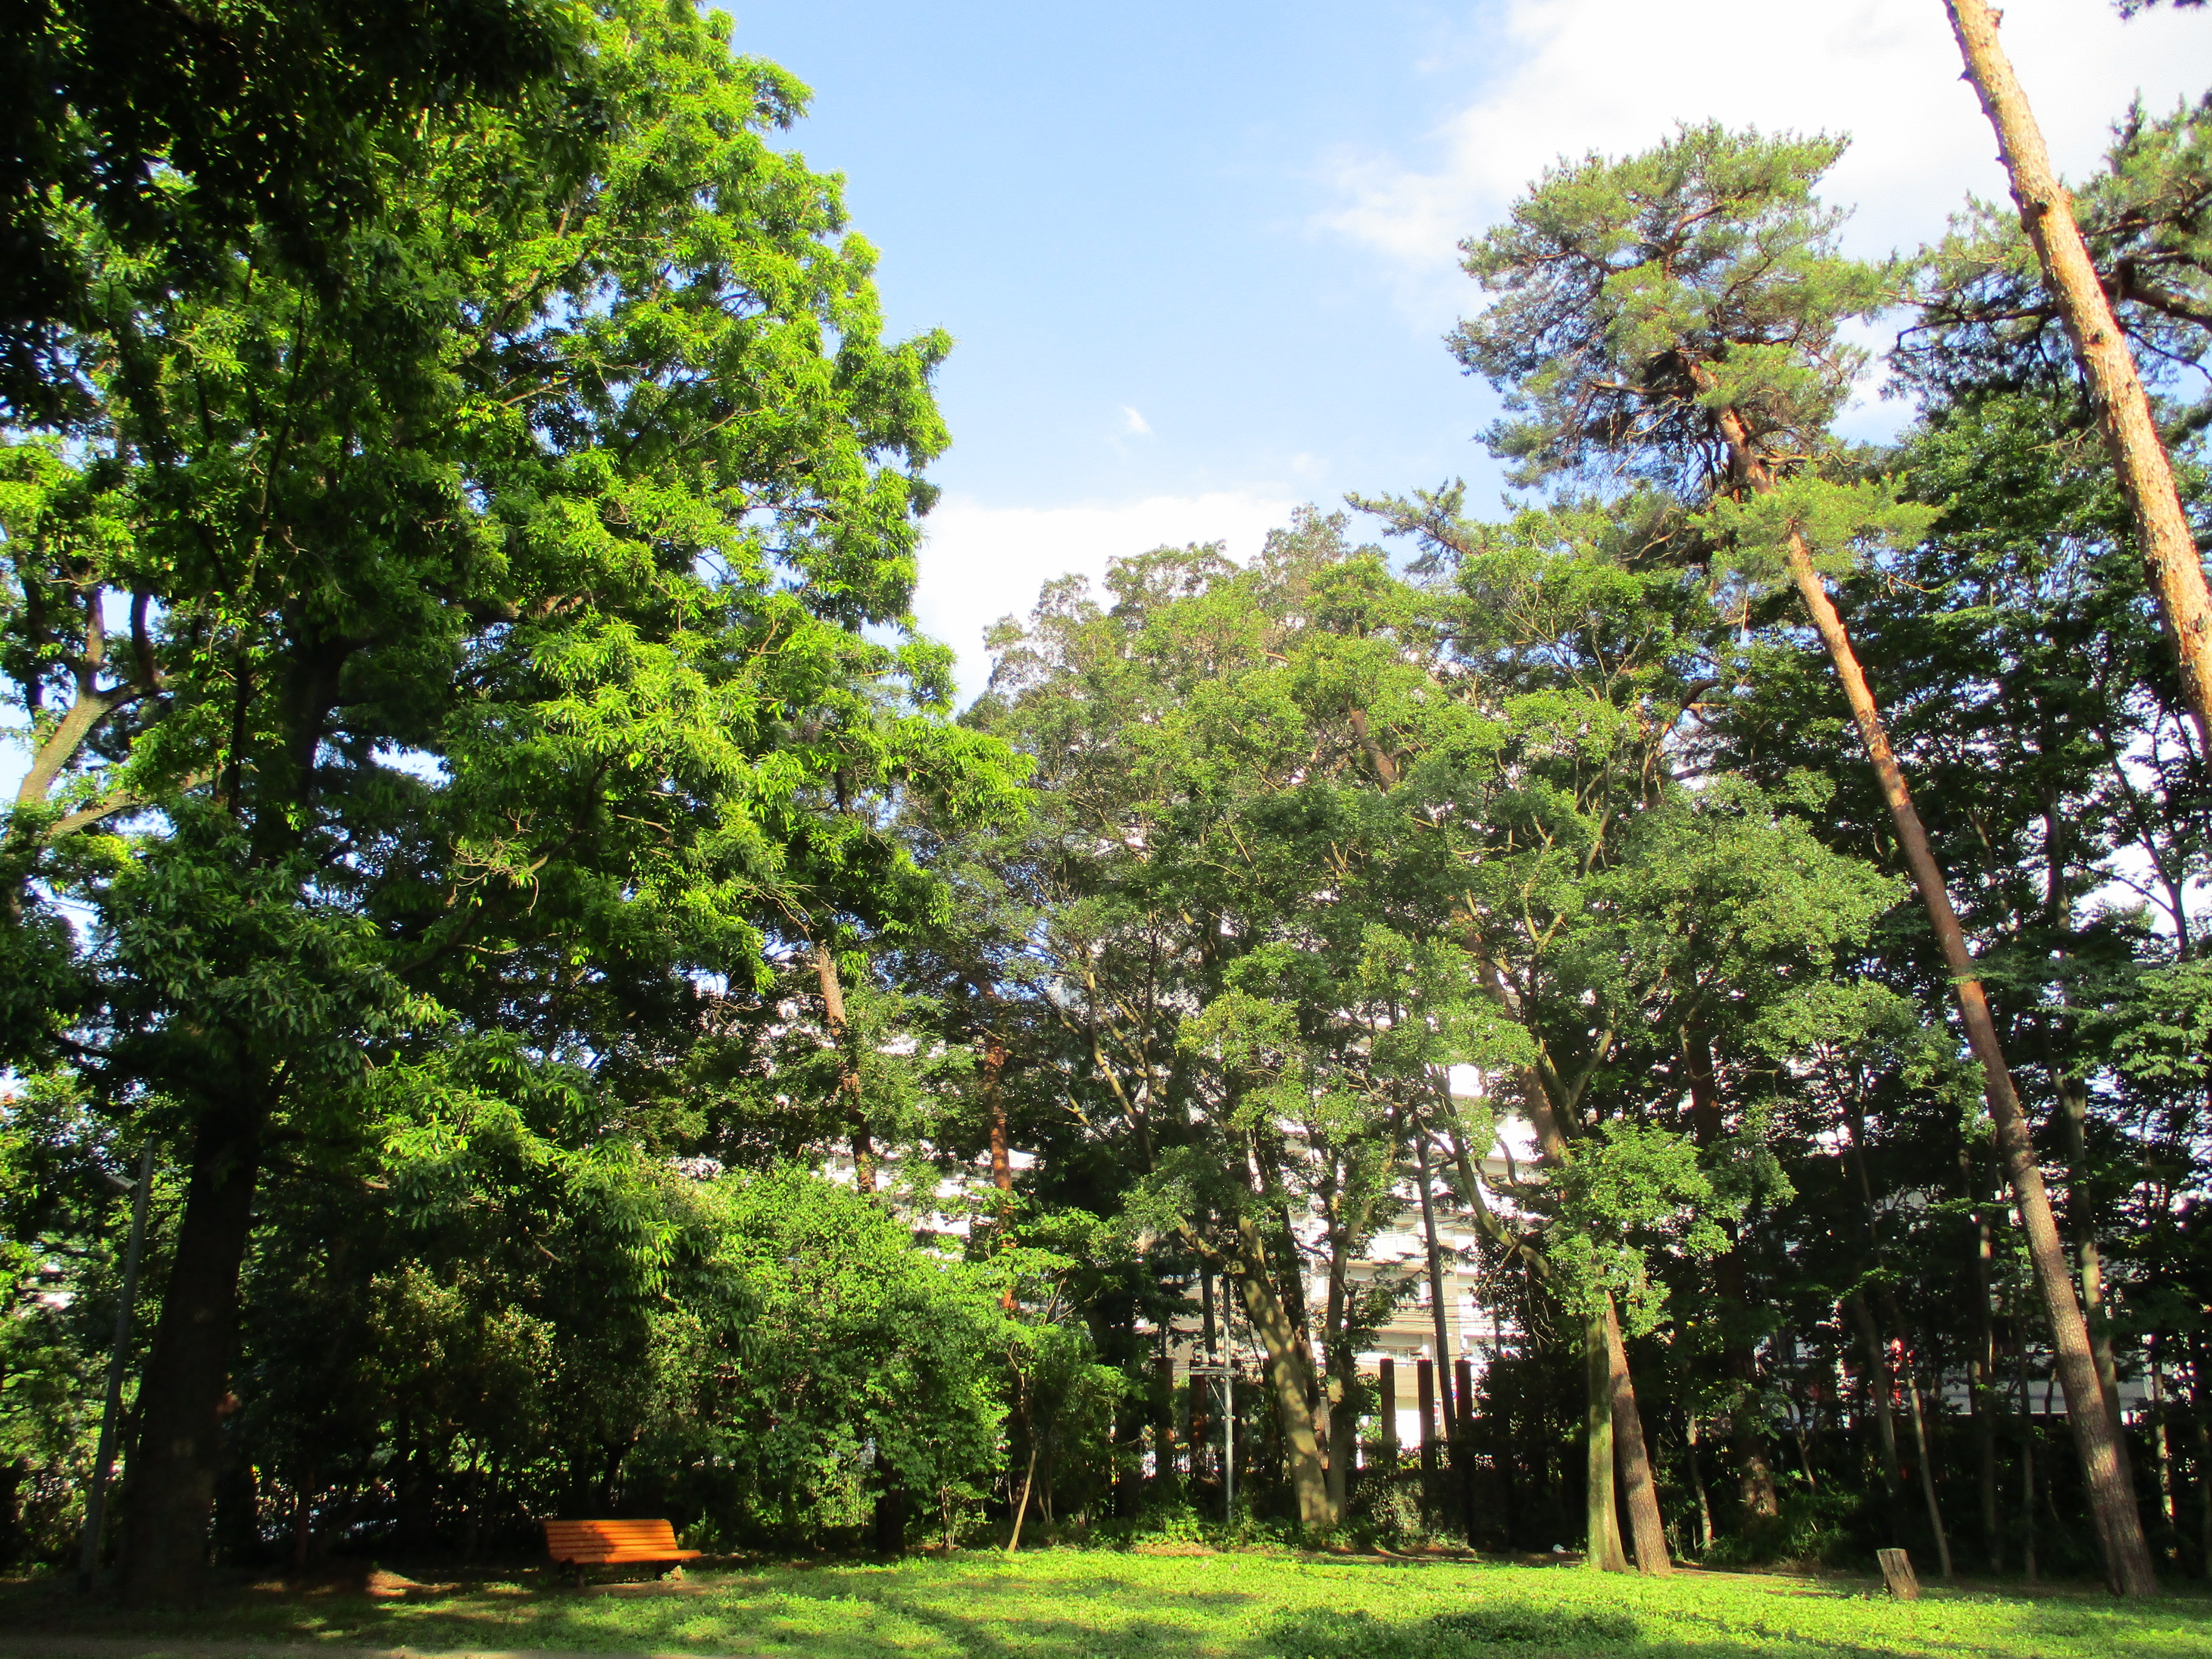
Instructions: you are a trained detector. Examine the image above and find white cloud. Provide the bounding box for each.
[1119,405,1153,437]
[1318,0,2212,322]
[912,489,1298,703]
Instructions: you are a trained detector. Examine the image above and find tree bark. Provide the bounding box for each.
[1968,1179,2004,1572]
[1485,1048,1669,1572]
[1710,394,2156,1595]
[1945,0,2212,754]
[1847,1290,1908,1522]
[1603,1298,1672,1575]
[2057,1071,2139,1495]
[1885,1295,1956,1581]
[1230,1213,1330,1529]
[1686,1416,1715,1553]
[1413,1129,1459,1457]
[121,1102,265,1603]
[813,943,873,1193]
[1324,1221,1356,1526]
[1584,1308,1629,1572]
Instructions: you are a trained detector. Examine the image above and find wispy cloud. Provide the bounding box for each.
[913,489,1297,703]
[1315,0,2210,326]
[1119,405,1153,437]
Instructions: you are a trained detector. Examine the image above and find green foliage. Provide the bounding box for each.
[1454,122,1892,491]
[1549,1124,1732,1333]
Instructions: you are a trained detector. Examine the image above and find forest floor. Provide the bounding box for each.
[2,1549,2208,1659]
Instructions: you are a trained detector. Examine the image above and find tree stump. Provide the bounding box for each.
[1876,1547,1920,1600]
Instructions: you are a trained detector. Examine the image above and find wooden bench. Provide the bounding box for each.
[543,1518,701,1583]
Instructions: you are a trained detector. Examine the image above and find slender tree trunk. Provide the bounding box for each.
[1686,1416,1714,1553]
[1414,1130,1458,1441]
[984,1029,1016,1310]
[1324,1222,1356,1527]
[1711,392,2154,1594]
[1891,1318,1956,1581]
[1494,1060,1666,1570]
[2057,1072,2139,1495]
[1230,1214,1330,1529]
[1603,1298,1672,1575]
[1418,1357,1438,1497]
[1945,0,2212,753]
[1969,1184,2005,1572]
[2018,1321,2038,1583]
[985,1034,1013,1208]
[813,943,874,1193]
[1848,1292,1908,1507]
[1005,1444,1039,1553]
[1583,1309,1629,1571]
[122,1100,266,1604]
[2150,1345,2177,1530]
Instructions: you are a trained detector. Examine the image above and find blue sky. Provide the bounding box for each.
[728,0,2212,700]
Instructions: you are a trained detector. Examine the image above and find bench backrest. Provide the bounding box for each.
[544,1518,681,1557]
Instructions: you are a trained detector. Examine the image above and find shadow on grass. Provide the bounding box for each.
[8,1556,2212,1659]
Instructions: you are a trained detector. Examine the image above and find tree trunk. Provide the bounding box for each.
[121,1101,265,1604]
[1603,1298,1672,1574]
[1418,1358,1438,1496]
[1324,1224,1356,1527]
[1681,1024,1779,1521]
[984,1029,1015,1309]
[813,943,873,1193]
[1230,1214,1330,1529]
[2018,1322,2039,1583]
[2057,1072,2139,1498]
[1945,0,2212,753]
[1969,1182,2004,1571]
[1686,1416,1714,1553]
[1583,1307,1629,1572]
[1711,391,2155,1595]
[1848,1291,1908,1507]
[1493,1051,1663,1570]
[1888,1305,1956,1581]
[1414,1130,1458,1441]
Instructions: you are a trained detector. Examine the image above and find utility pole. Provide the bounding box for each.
[79,1143,154,1591]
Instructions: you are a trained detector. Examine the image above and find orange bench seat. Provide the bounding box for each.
[543,1518,700,1571]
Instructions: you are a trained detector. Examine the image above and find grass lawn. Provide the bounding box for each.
[4,1550,2211,1659]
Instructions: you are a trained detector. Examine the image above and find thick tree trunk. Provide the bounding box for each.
[1712,390,2156,1595]
[1945,0,2212,753]
[1603,1298,1672,1575]
[1583,1308,1629,1572]
[1230,1215,1330,1529]
[121,1102,265,1604]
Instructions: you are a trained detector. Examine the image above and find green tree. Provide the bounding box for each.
[2,0,1017,1597]
[1452,122,2157,1592]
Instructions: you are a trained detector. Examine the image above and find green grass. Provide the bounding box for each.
[5,1550,2211,1659]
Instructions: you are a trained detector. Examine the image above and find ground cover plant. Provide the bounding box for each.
[4,1552,2211,1659]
